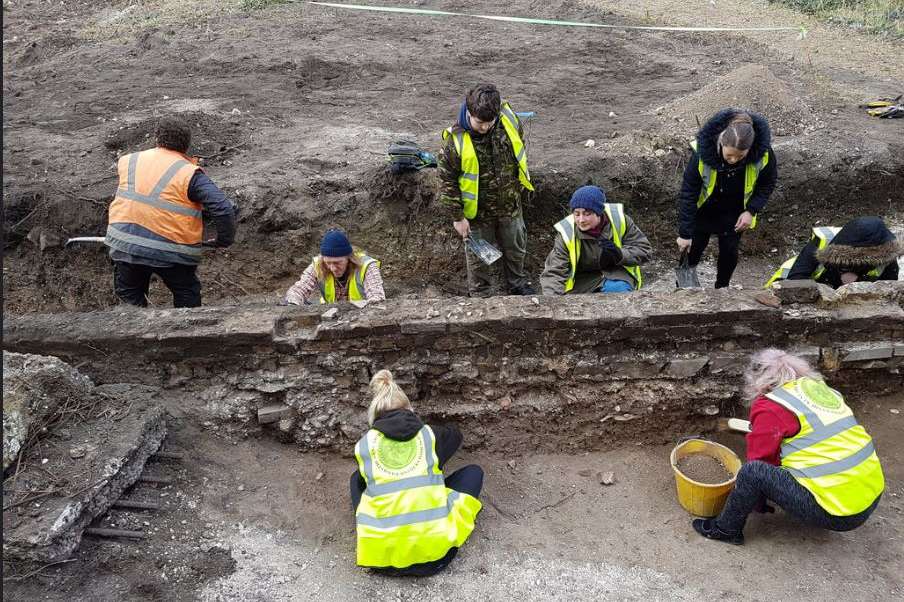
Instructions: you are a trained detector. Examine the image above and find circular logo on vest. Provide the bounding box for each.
[801,379,842,411]
[375,438,418,471]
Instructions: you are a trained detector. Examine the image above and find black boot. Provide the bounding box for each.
[510,284,536,295]
[692,518,744,545]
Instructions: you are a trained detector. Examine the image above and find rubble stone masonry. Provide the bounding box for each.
[5,282,903,453]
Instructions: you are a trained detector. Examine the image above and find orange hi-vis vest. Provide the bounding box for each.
[106,147,203,262]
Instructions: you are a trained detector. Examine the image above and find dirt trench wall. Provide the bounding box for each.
[4,283,904,454]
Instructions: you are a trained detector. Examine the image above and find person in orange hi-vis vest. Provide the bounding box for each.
[105,116,236,307]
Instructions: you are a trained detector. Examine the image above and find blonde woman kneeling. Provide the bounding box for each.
[694,349,884,545]
[350,370,483,575]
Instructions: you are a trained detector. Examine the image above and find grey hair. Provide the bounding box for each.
[743,349,822,402]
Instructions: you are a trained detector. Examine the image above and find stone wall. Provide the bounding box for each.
[4,282,903,453]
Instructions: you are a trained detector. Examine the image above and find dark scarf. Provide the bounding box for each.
[585,213,609,238]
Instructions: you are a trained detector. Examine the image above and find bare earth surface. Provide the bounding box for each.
[582,0,903,90]
[3,0,902,311]
[3,1,904,600]
[4,393,902,601]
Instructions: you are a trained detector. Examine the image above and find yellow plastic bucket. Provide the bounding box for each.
[670,438,742,517]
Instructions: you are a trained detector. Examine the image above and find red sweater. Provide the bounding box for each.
[746,395,801,465]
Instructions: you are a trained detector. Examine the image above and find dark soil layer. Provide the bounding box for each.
[676,453,733,484]
[3,0,902,313]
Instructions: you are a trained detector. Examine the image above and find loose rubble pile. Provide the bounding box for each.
[3,352,167,562]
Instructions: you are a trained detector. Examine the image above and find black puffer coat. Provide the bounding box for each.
[787,216,903,288]
[678,109,778,238]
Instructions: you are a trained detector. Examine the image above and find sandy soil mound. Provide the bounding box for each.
[655,64,818,136]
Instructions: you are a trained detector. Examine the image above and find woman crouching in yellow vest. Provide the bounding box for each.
[540,186,652,294]
[694,349,884,545]
[284,229,385,305]
[350,370,483,575]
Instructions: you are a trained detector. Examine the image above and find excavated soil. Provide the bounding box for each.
[654,64,818,136]
[4,3,903,598]
[3,0,903,312]
[676,452,734,484]
[3,392,903,600]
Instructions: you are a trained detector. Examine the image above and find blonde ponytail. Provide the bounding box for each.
[367,369,411,425]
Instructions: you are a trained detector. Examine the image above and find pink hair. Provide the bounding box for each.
[743,348,822,402]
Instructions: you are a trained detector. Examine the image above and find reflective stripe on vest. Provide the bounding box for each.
[442,102,534,220]
[106,148,203,256]
[761,226,884,288]
[105,225,203,258]
[356,491,464,528]
[689,139,769,230]
[354,425,482,568]
[317,254,380,304]
[765,378,884,516]
[552,204,642,292]
[764,226,839,288]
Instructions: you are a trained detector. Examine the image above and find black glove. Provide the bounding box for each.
[598,239,623,270]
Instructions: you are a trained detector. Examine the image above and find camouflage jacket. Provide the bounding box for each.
[438,118,527,221]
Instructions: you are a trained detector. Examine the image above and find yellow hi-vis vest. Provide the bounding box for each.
[442,102,534,220]
[689,139,769,230]
[766,377,884,516]
[317,252,380,304]
[764,226,883,288]
[552,204,643,292]
[354,425,482,568]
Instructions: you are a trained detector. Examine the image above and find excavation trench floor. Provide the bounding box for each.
[4,393,903,601]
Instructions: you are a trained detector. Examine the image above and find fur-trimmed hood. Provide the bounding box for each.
[695,108,772,168]
[816,216,904,270]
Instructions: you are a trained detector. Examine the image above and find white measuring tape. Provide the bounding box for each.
[308,2,807,36]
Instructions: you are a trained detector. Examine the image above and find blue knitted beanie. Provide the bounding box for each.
[320,229,353,257]
[569,186,606,215]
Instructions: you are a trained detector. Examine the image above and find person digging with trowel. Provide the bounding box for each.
[693,349,884,545]
[438,83,536,296]
[283,229,385,305]
[540,186,651,294]
[764,216,902,289]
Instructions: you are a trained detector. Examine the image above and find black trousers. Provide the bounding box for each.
[350,430,484,578]
[716,460,880,534]
[113,261,201,308]
[687,230,742,288]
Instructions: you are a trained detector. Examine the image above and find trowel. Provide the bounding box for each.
[465,236,502,265]
[718,418,751,433]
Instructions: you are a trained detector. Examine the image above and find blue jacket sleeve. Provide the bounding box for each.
[189,170,236,247]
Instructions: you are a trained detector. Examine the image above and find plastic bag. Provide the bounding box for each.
[675,250,701,289]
